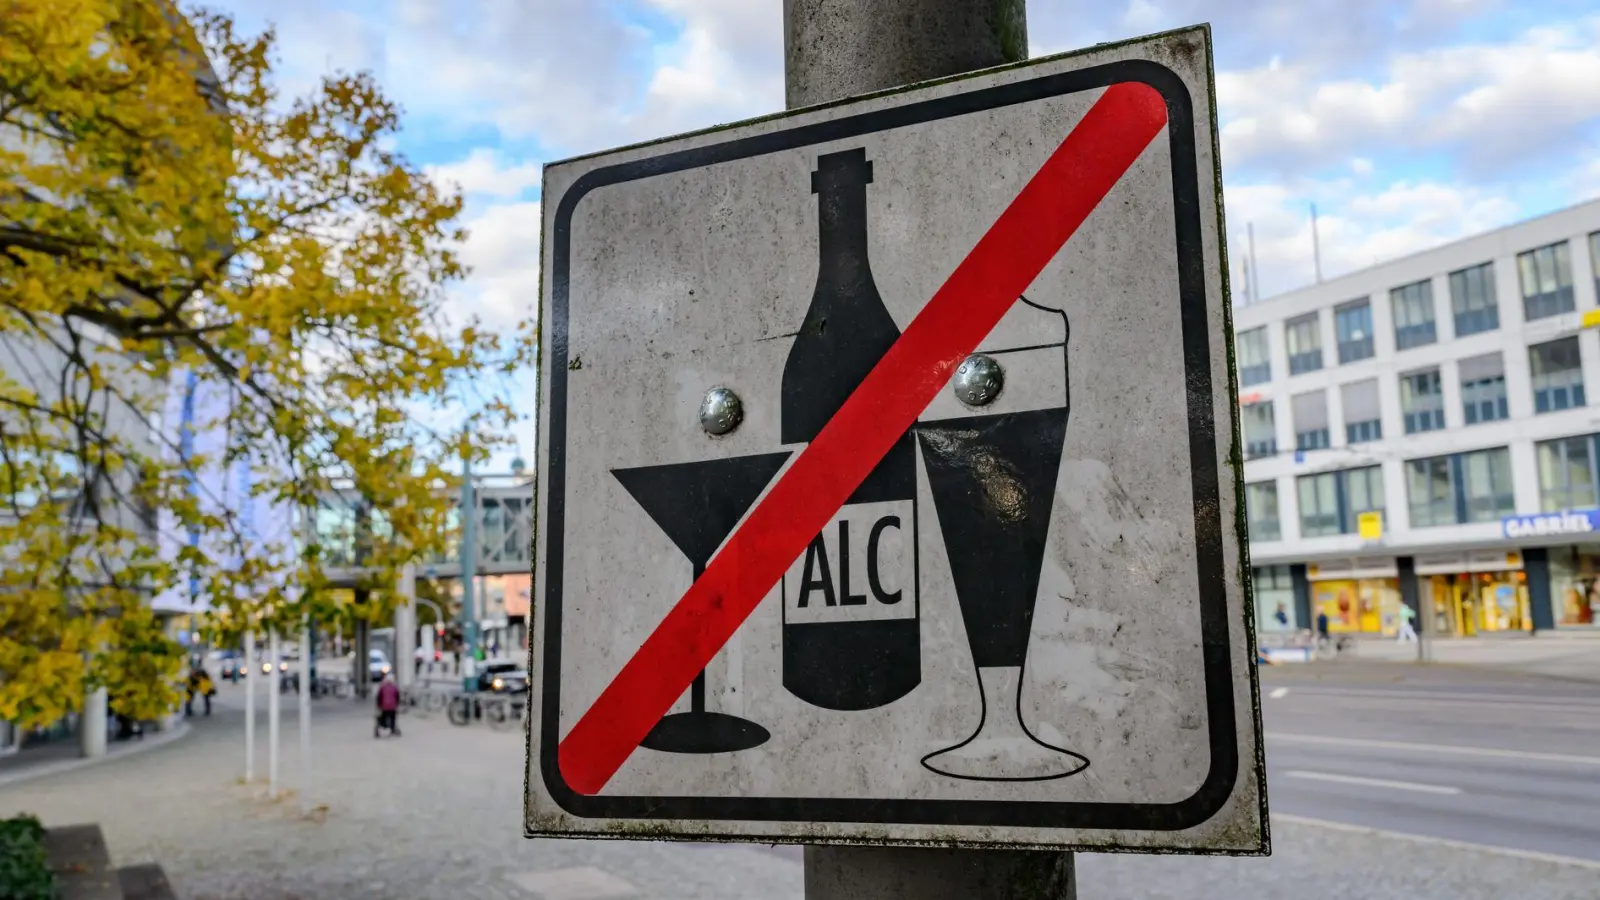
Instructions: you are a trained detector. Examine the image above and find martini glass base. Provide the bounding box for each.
[639,712,771,754]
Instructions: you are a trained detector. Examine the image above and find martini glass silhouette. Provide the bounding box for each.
[611,451,792,754]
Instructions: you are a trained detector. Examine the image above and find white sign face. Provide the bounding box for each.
[528,26,1266,853]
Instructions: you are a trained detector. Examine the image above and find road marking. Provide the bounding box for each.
[1268,687,1289,699]
[1271,686,1600,709]
[1274,813,1600,870]
[1269,732,1600,766]
[555,81,1171,796]
[1284,770,1462,795]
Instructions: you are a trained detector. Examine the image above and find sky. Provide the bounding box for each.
[210,0,1600,465]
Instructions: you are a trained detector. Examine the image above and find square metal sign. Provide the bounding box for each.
[528,25,1266,853]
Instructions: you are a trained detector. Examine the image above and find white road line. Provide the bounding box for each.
[1284,770,1463,795]
[1273,813,1600,871]
[1268,732,1600,766]
[1273,686,1600,708]
[1267,687,1290,699]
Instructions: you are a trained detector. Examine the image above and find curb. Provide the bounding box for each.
[0,722,193,790]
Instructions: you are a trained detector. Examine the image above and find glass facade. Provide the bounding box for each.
[1335,300,1374,363]
[1549,548,1600,627]
[1530,336,1585,413]
[1518,241,1574,321]
[1297,466,1384,537]
[1459,352,1508,425]
[1246,481,1280,541]
[1450,262,1499,336]
[1237,326,1271,387]
[1286,313,1323,375]
[1313,578,1402,635]
[1401,368,1446,433]
[1537,434,1598,512]
[1392,279,1437,350]
[1253,565,1299,632]
[1243,401,1277,459]
[1406,447,1514,525]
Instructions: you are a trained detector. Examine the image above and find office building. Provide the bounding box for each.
[1237,199,1600,638]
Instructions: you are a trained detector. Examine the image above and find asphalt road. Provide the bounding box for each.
[1259,663,1600,863]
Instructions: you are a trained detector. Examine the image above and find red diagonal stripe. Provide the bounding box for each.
[558,81,1170,795]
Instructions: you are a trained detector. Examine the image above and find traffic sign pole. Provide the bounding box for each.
[784,1,1075,897]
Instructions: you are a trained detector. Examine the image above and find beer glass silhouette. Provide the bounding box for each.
[914,304,1088,782]
[611,451,790,754]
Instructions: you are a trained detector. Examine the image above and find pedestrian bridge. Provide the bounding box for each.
[309,474,533,583]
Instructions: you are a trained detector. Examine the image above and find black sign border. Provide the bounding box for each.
[538,57,1240,834]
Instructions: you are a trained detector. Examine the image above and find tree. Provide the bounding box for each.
[0,1,528,729]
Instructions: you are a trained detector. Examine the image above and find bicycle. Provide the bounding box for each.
[484,695,526,732]
[446,694,473,727]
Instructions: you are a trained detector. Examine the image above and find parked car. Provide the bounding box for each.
[368,649,391,682]
[474,661,528,695]
[218,653,243,680]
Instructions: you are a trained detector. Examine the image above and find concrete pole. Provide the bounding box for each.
[460,454,479,690]
[298,622,312,814]
[268,629,281,796]
[80,686,108,760]
[396,563,417,689]
[243,630,256,782]
[783,2,1073,897]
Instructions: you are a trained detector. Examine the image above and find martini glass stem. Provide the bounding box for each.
[690,560,708,714]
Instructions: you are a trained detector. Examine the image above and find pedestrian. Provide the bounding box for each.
[1397,602,1418,643]
[1315,610,1331,648]
[185,666,215,717]
[452,648,461,674]
[1273,603,1289,630]
[375,673,401,738]
[414,646,424,678]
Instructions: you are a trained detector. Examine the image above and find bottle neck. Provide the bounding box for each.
[816,189,870,285]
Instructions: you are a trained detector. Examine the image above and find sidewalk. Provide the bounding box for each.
[1327,631,1600,682]
[0,721,191,789]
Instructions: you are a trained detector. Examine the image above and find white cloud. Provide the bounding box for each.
[425,149,542,200]
[452,200,542,335]
[1218,17,1600,174]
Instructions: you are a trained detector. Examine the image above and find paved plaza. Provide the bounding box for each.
[0,677,1597,899]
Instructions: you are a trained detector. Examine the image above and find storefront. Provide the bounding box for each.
[1305,557,1402,636]
[1415,550,1528,636]
[1546,546,1600,627]
[1251,565,1300,633]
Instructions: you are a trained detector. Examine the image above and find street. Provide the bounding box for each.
[1260,663,1600,863]
[2,663,1598,898]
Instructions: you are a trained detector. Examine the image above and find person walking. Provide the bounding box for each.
[375,673,401,738]
[185,666,215,717]
[1315,610,1331,649]
[1397,602,1418,643]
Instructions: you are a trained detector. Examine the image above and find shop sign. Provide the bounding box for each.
[1357,511,1383,541]
[1501,509,1600,539]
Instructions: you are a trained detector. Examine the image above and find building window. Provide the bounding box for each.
[1335,300,1374,363]
[1407,447,1514,526]
[1591,232,1600,313]
[1253,565,1298,631]
[1286,313,1323,375]
[1246,481,1280,542]
[1530,336,1585,413]
[1407,455,1457,527]
[1237,326,1271,387]
[1297,466,1385,538]
[1462,447,1516,523]
[1458,352,1508,425]
[1292,390,1330,451]
[1537,435,1598,512]
[1400,368,1445,434]
[1242,401,1277,459]
[1341,379,1382,444]
[1518,240,1575,321]
[1450,262,1499,336]
[1391,279,1437,350]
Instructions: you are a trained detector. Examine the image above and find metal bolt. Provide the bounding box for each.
[699,387,743,435]
[952,354,1003,406]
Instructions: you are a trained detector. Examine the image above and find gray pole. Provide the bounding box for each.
[1309,203,1323,284]
[298,622,313,815]
[783,2,1074,897]
[460,452,478,691]
[268,629,281,796]
[243,630,256,782]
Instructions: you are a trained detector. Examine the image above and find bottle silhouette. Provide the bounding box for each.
[780,148,921,711]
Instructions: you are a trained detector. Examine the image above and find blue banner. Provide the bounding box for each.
[1501,509,1600,540]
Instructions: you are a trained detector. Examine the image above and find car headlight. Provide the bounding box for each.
[262,663,271,674]
[492,677,503,690]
